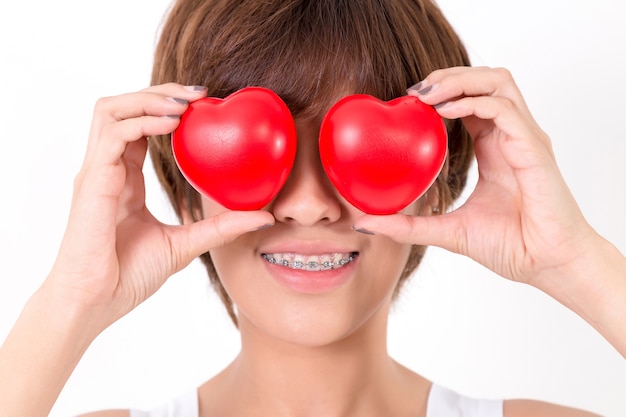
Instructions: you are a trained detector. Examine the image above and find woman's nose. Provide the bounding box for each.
[271,134,342,226]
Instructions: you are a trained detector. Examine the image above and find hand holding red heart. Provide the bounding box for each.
[353,67,613,311]
[46,83,274,330]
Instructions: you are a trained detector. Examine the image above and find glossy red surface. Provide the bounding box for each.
[172,87,297,210]
[319,94,447,214]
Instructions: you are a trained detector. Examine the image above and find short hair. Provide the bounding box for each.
[149,0,474,325]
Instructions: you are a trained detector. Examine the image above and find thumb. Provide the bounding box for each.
[167,210,275,270]
[353,212,465,254]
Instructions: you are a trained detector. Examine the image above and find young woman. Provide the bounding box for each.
[1,1,624,416]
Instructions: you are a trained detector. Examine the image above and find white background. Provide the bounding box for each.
[0,1,625,416]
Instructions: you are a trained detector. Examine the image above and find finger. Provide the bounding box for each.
[84,84,206,167]
[167,211,276,270]
[353,213,466,254]
[74,84,207,223]
[97,83,206,125]
[409,66,530,116]
[438,95,532,138]
[116,140,150,222]
[122,132,150,172]
[441,95,554,170]
[73,115,177,204]
[93,115,180,168]
[89,92,187,138]
[81,95,180,173]
[140,82,208,100]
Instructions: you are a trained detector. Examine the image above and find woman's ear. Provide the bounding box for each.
[421,185,441,216]
[406,187,439,217]
[428,156,451,215]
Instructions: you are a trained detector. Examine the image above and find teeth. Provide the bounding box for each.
[262,252,357,271]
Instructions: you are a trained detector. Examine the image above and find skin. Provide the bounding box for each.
[1,67,623,417]
[204,117,418,348]
[195,117,429,416]
[357,67,626,356]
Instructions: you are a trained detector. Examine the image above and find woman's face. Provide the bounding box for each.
[201,116,420,347]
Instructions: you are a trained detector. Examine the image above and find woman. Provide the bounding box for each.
[1,1,624,416]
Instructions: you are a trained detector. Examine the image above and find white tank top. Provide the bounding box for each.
[129,384,503,417]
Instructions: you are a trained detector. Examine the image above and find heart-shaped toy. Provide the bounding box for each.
[319,94,447,215]
[172,87,297,210]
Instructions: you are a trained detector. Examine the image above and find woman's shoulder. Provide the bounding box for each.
[503,399,601,417]
[429,384,600,417]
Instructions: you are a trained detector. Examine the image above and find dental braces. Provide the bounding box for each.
[262,253,357,271]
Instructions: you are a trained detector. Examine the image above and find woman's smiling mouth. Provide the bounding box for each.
[262,252,359,272]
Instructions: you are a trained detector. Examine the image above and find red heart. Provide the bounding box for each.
[172,87,297,210]
[319,94,447,215]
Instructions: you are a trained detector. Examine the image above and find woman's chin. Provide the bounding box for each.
[235,292,391,350]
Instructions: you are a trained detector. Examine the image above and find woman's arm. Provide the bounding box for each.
[547,232,626,358]
[0,288,99,417]
[354,66,626,358]
[505,399,601,417]
[0,84,274,417]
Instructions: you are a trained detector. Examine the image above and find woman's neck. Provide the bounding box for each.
[198,303,430,417]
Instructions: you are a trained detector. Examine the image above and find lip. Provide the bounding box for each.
[259,240,359,256]
[259,240,360,294]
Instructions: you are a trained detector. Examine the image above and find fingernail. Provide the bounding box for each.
[407,81,423,92]
[352,226,376,235]
[184,85,207,92]
[255,223,275,231]
[416,83,437,95]
[168,97,189,105]
[407,82,438,96]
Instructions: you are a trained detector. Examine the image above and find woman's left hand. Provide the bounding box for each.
[353,66,601,295]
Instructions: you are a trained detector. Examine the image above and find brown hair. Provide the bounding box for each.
[149,0,474,325]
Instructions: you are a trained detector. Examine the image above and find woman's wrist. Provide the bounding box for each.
[32,280,110,344]
[0,284,103,417]
[539,232,626,357]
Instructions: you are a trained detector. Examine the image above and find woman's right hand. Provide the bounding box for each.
[43,83,274,332]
